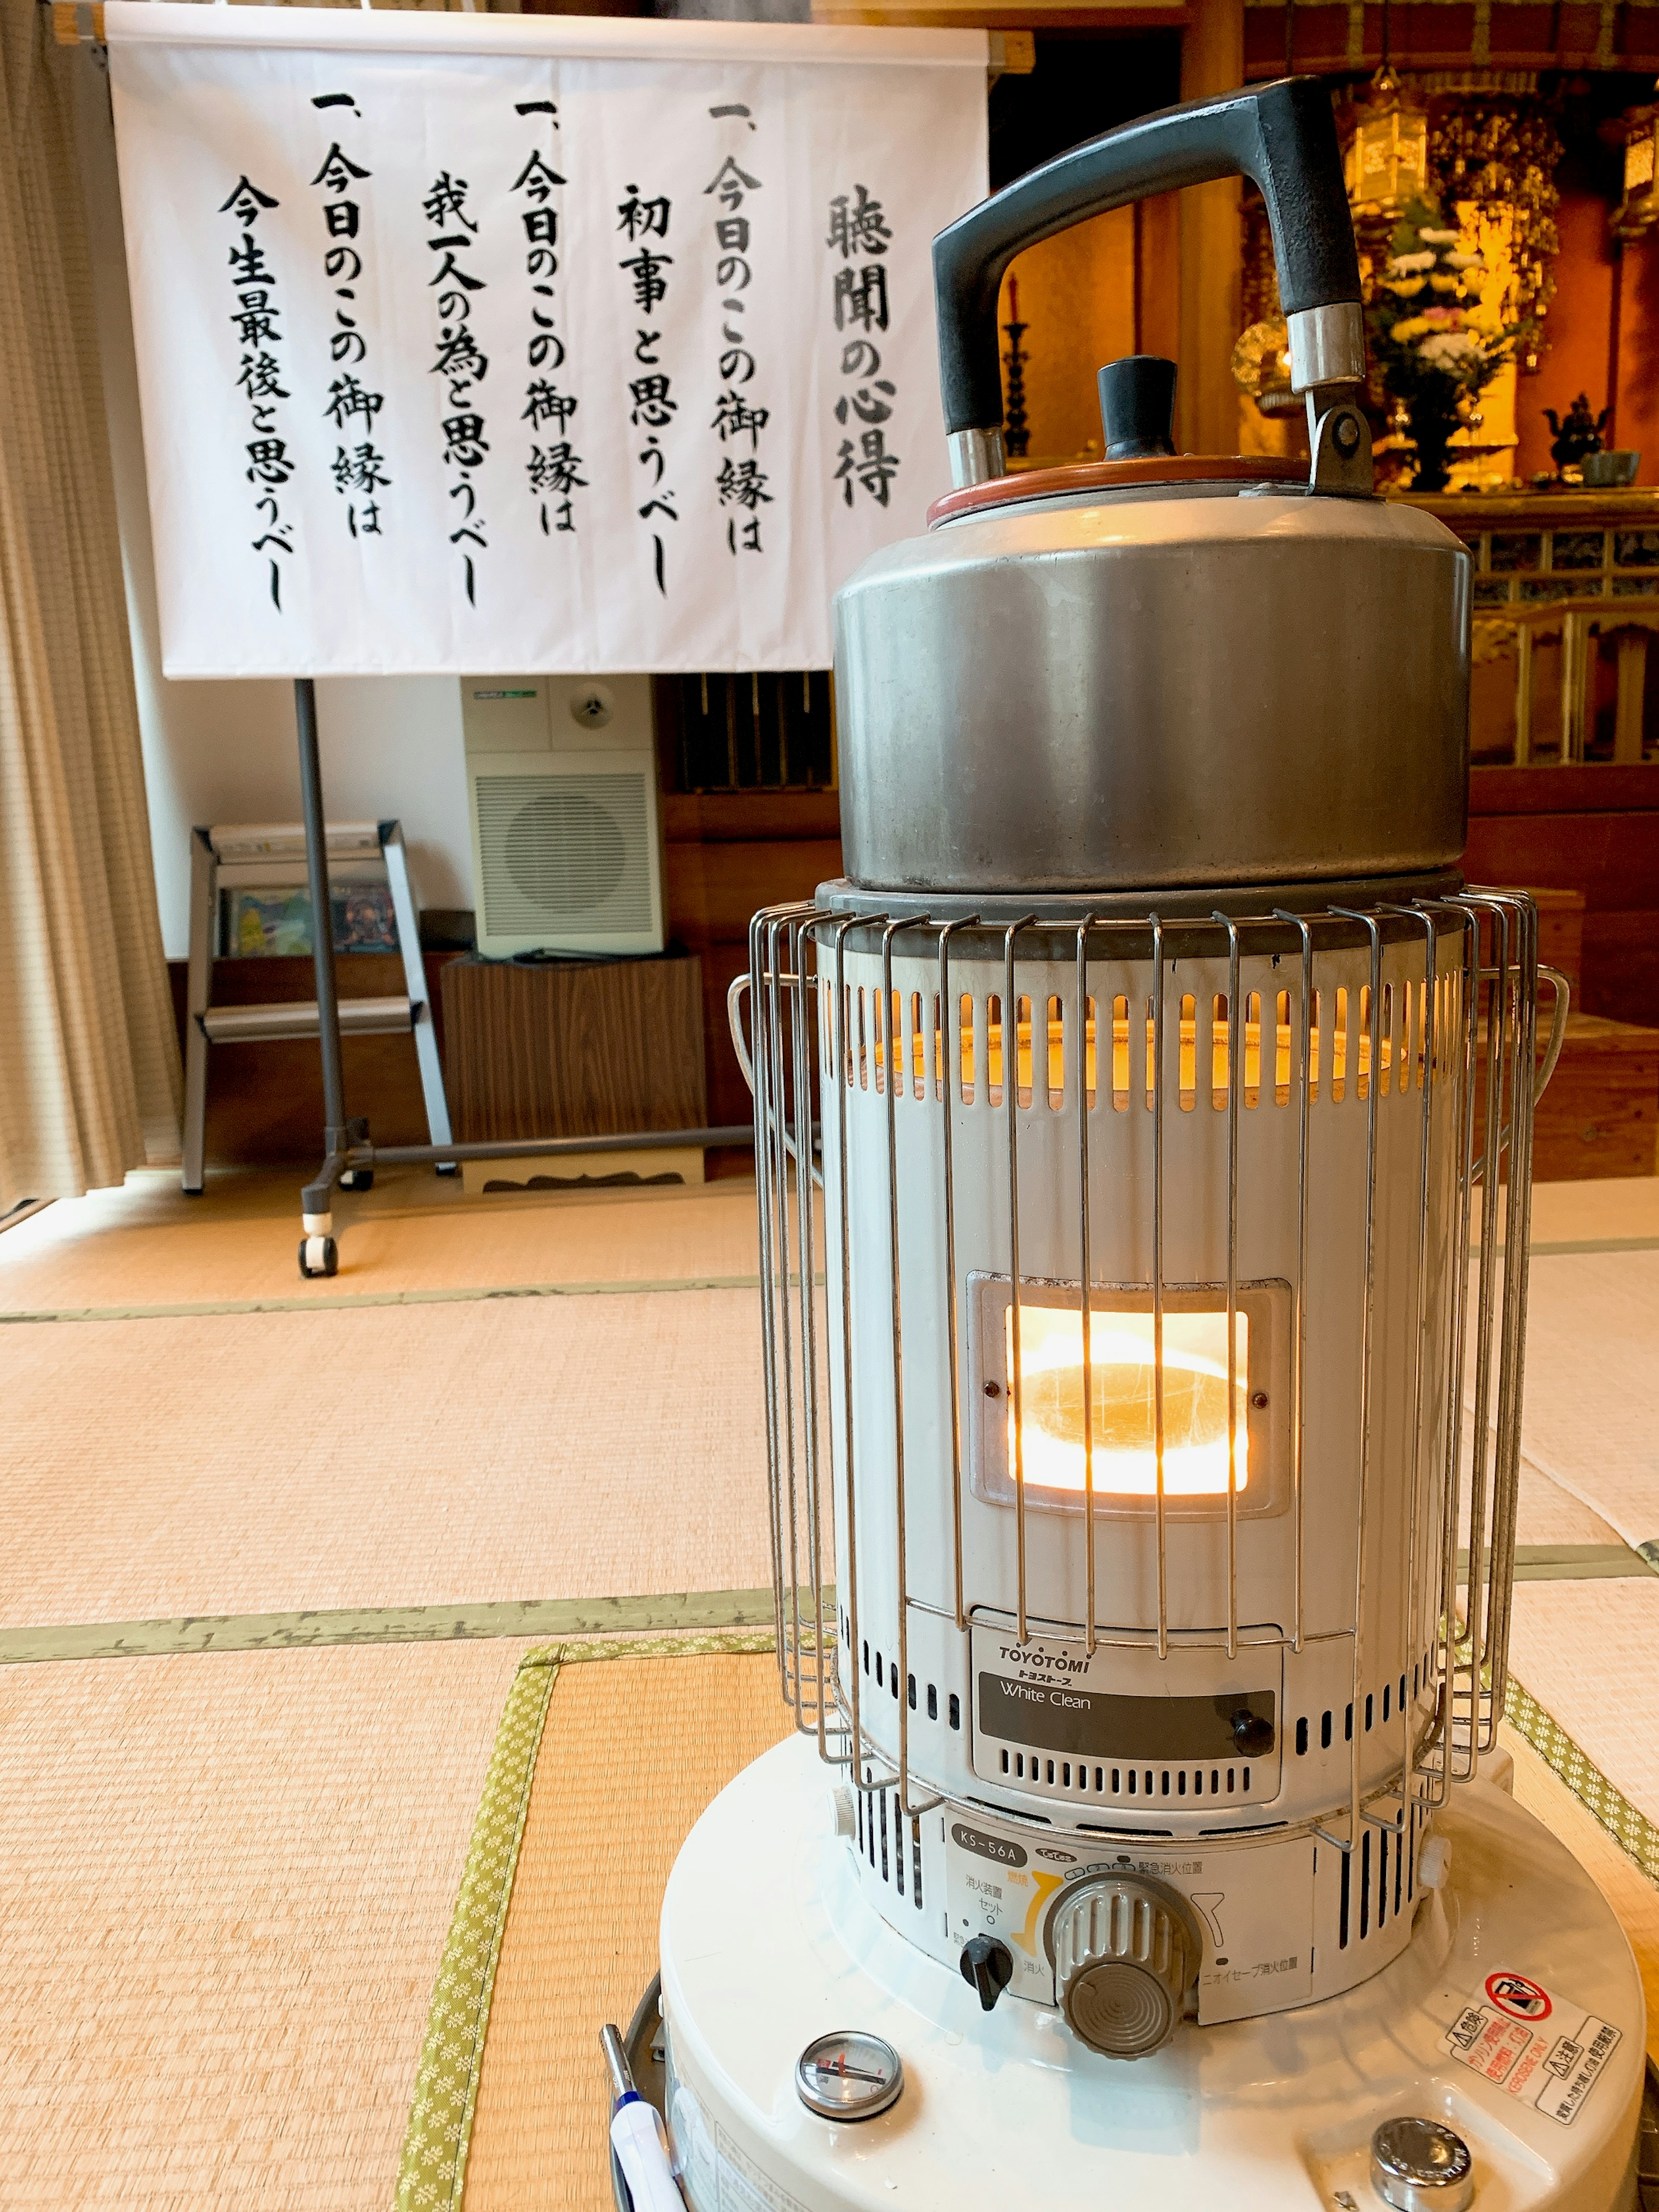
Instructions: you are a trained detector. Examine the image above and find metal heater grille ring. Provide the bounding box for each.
[746,890,1545,1869]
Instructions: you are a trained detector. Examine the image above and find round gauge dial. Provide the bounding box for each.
[794,2031,903,2122]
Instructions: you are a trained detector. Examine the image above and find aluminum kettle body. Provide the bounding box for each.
[833,76,1473,899]
[834,480,1472,896]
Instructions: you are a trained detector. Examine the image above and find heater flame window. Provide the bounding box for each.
[1007,1306,1249,1498]
[971,1274,1288,1520]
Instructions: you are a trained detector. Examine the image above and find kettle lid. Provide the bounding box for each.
[928,451,1308,528]
[930,348,1318,525]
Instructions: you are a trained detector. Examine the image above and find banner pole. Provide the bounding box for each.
[296,679,353,1258]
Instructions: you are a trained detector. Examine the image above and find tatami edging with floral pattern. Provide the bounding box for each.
[393,1633,775,2212]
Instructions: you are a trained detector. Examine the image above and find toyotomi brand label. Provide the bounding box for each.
[1443,1968,1621,2125]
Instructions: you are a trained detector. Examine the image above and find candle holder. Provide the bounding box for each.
[1002,276,1031,460]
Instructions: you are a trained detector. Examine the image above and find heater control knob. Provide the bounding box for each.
[1230,1706,1275,1757]
[1048,1875,1200,2059]
[959,1935,1014,2012]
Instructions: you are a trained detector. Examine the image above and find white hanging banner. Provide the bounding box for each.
[105,5,988,678]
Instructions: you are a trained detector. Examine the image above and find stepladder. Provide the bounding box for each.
[181,817,453,1212]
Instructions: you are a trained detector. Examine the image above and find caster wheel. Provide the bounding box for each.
[299,1234,339,1279]
[340,1168,375,1192]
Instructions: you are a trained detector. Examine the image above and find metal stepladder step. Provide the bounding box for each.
[181,818,453,1201]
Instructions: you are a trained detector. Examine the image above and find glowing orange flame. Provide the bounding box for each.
[1005,1306,1249,1497]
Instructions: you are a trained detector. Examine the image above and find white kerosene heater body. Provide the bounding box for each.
[654,76,1645,2212]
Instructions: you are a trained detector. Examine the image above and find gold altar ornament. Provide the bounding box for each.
[1231,318,1298,417]
[1429,91,1561,371]
[1345,66,1429,216]
[1611,92,1659,239]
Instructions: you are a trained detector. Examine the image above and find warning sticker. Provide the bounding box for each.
[1443,1970,1622,2127]
[1486,1970,1552,2022]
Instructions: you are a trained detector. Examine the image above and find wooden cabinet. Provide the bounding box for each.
[660,791,843,1131]
[1406,490,1659,769]
[439,949,705,1145]
[1465,764,1659,1027]
[1532,1013,1659,1181]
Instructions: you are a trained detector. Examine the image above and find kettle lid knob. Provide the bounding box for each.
[1097,354,1177,462]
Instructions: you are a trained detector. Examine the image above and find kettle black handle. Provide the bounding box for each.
[933,76,1363,447]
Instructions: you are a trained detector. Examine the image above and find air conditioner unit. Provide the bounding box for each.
[461,674,665,959]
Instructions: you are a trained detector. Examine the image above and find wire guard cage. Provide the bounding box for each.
[742,891,1559,1866]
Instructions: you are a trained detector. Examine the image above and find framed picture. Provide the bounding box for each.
[220,885,399,957]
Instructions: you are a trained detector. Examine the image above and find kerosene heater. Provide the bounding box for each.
[655,79,1645,2212]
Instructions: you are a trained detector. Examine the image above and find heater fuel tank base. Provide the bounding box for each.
[659,1735,1644,2212]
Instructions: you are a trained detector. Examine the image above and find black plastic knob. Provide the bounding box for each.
[1231,1706,1275,1756]
[1097,355,1178,462]
[959,1934,1015,2012]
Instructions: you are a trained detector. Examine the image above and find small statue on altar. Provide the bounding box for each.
[1544,394,1610,475]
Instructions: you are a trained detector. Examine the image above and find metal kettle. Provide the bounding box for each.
[833,79,1472,903]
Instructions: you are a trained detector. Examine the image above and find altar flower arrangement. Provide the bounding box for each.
[1368,195,1520,490]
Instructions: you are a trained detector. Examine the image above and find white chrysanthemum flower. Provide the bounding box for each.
[1388,250,1438,273]
[1419,228,1460,245]
[1417,331,1485,372]
[1443,251,1486,269]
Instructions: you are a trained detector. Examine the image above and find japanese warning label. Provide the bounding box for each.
[1442,1969,1622,2126]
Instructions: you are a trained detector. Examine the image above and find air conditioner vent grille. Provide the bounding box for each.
[475,771,652,936]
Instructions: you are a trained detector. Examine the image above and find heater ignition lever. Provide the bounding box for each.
[960,1935,1015,2012]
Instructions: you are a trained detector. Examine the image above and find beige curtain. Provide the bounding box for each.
[0,12,179,1208]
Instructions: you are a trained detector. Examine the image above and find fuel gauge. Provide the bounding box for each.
[795,2031,904,2122]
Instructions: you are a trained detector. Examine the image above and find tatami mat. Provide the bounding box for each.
[4,1165,1655,2212]
[3,1292,774,1625]
[1471,1447,1625,1548]
[0,1166,763,1314]
[0,1638,534,2210]
[1510,1578,1659,1831]
[1515,1248,1659,1553]
[462,1651,794,2212]
[1516,1176,1659,1249]
[4,1297,1608,1639]
[1451,1178,1659,1558]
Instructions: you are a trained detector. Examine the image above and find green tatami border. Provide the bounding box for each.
[2,1230,1655,1326]
[394,1631,774,2212]
[2,1546,1652,1668]
[1505,1673,1659,1887]
[0,1589,779,1665]
[0,1273,771,1325]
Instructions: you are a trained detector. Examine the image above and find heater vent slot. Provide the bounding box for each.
[995,1745,1255,1807]
[831,972,1458,1115]
[855,1776,925,1911]
[1335,1802,1418,1951]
